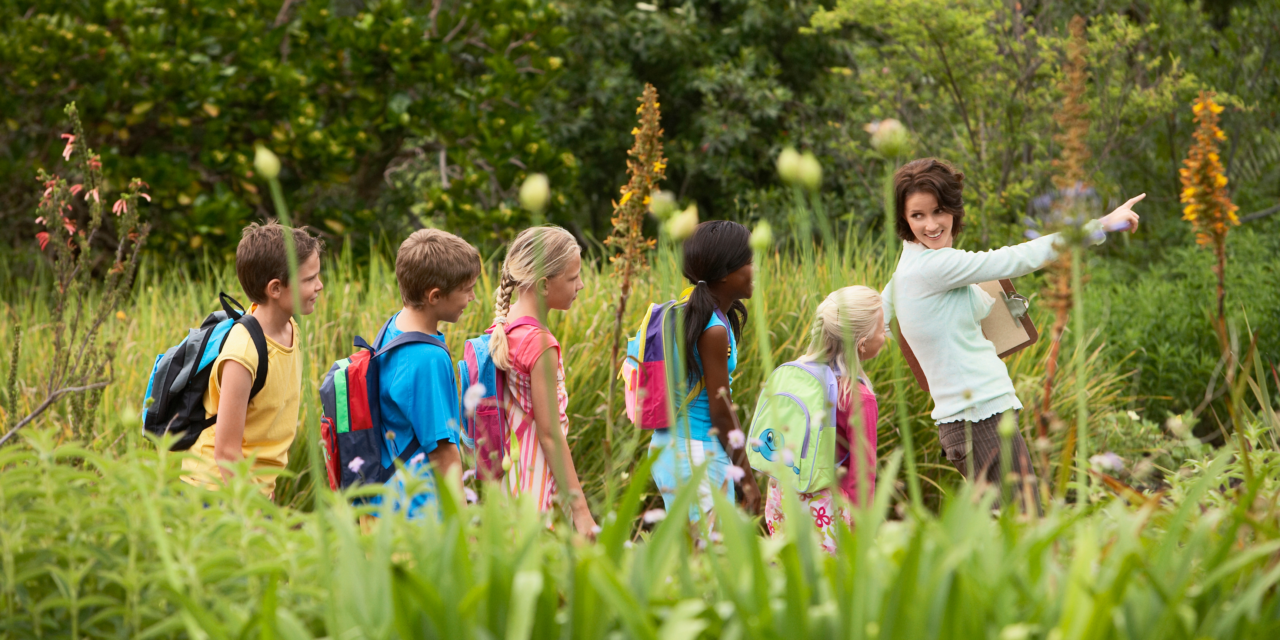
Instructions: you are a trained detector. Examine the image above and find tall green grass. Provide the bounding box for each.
[0,239,1129,510]
[3,417,1279,638]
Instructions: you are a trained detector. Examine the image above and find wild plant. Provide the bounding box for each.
[1180,92,1242,404]
[603,84,666,496]
[0,103,150,448]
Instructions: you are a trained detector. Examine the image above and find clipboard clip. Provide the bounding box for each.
[1002,292,1030,321]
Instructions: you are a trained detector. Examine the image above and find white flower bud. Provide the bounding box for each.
[798,152,822,190]
[665,204,699,241]
[776,147,803,185]
[253,143,281,180]
[519,173,550,212]
[869,118,909,158]
[649,190,678,220]
[750,220,773,252]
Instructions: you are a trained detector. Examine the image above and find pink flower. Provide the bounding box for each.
[112,199,127,215]
[725,465,746,483]
[61,134,75,160]
[727,429,746,450]
[811,505,832,528]
[409,452,426,466]
[347,456,365,473]
[464,487,478,503]
[461,469,476,482]
[87,155,101,170]
[642,508,666,523]
[35,216,46,225]
[85,188,99,203]
[139,192,151,202]
[69,184,83,196]
[36,232,50,250]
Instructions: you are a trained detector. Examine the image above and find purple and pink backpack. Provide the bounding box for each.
[620,290,728,430]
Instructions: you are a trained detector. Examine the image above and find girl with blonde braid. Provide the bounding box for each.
[488,226,597,536]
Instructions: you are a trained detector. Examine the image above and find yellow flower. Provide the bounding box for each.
[1208,152,1219,163]
[642,195,651,205]
[1214,174,1228,188]
[619,191,633,206]
[1181,187,1196,199]
[1210,102,1224,114]
[1193,102,1205,115]
[653,160,666,172]
[631,127,640,135]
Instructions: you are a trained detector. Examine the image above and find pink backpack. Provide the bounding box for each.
[457,317,542,481]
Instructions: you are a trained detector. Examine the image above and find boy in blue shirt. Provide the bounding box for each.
[369,228,481,519]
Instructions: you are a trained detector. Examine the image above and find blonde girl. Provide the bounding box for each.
[489,226,597,536]
[763,286,885,553]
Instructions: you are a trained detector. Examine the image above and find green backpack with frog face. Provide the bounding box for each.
[746,360,843,493]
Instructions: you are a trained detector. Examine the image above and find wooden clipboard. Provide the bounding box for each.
[896,279,1038,394]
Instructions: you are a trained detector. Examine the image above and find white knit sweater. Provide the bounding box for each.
[882,232,1094,423]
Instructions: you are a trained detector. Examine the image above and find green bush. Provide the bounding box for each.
[1,0,573,259]
[1084,223,1280,422]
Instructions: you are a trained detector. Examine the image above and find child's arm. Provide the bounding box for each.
[529,348,597,537]
[428,441,462,497]
[699,326,762,516]
[213,360,253,484]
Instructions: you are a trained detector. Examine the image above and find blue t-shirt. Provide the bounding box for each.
[374,313,460,469]
[679,312,737,442]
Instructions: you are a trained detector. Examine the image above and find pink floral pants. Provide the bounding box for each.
[764,478,853,555]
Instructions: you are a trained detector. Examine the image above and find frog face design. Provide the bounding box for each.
[752,429,784,461]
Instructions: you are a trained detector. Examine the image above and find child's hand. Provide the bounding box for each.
[1097,193,1144,233]
[573,507,598,540]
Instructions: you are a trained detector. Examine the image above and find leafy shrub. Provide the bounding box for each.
[1084,224,1280,421]
[2,0,573,259]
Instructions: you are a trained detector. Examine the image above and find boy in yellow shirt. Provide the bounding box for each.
[181,222,324,496]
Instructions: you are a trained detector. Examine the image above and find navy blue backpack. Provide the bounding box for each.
[141,293,268,450]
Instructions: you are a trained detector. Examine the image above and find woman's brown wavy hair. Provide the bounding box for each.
[893,158,966,243]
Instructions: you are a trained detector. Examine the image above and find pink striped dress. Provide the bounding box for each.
[501,322,570,512]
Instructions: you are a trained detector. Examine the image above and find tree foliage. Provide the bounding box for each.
[2,0,572,258]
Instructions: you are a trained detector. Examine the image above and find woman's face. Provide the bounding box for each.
[904,191,954,250]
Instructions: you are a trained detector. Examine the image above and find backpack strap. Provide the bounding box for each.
[354,319,451,455]
[216,291,270,400]
[235,313,270,401]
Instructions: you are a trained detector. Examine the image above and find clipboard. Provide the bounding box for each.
[896,279,1038,394]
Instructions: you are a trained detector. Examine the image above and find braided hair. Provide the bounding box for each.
[489,225,581,371]
[681,220,751,382]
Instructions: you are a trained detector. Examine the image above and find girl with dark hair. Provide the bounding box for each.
[882,158,1143,509]
[650,220,763,521]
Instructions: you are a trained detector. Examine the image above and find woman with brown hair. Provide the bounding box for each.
[881,158,1143,508]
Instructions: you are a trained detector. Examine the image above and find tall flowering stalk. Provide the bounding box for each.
[1,103,150,447]
[603,84,666,498]
[1179,91,1239,354]
[1036,15,1090,498]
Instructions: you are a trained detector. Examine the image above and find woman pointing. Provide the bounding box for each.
[882,158,1142,510]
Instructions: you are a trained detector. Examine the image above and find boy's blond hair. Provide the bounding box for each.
[236,222,325,304]
[396,228,482,309]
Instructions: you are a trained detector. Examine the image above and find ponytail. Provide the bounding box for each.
[680,221,752,383]
[489,225,581,371]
